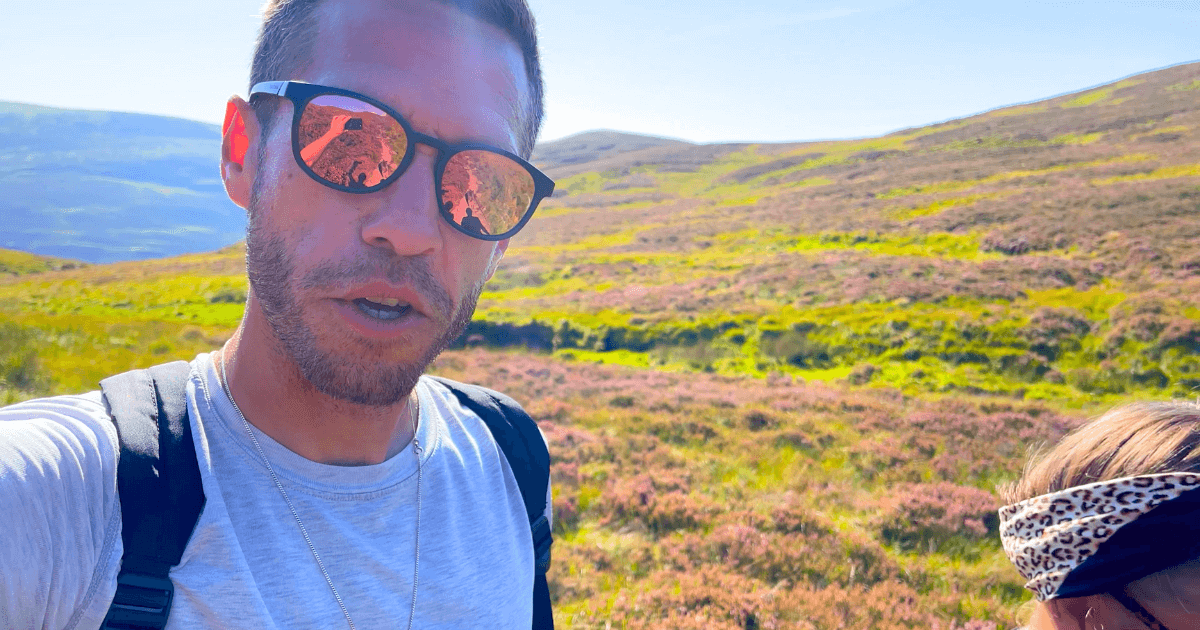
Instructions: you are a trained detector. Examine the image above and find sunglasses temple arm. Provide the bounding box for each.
[249,81,289,98]
[1111,590,1171,630]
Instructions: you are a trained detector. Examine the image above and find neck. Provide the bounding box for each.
[218,303,418,466]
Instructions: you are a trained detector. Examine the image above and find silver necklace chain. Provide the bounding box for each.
[217,355,422,630]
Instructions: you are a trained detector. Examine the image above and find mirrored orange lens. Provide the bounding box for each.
[297,94,407,189]
[439,150,535,237]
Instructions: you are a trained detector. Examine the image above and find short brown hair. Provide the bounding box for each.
[248,0,545,157]
[1001,401,1200,505]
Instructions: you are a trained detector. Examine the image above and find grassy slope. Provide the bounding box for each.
[479,61,1200,407]
[2,63,1200,628]
[0,247,85,276]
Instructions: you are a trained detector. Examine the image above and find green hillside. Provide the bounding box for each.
[0,248,84,276]
[487,61,1200,407]
[0,102,244,263]
[2,62,1200,629]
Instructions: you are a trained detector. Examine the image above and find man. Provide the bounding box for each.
[0,0,555,627]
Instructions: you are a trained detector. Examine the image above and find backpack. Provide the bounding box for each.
[98,361,553,630]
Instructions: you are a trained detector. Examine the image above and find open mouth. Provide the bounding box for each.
[352,297,413,321]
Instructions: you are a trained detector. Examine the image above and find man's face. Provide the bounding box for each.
[246,0,529,406]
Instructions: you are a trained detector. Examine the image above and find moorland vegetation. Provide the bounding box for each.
[1,62,1199,628]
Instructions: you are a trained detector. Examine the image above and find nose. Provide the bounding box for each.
[359,148,443,257]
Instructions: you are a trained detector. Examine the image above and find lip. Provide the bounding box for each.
[332,299,428,340]
[340,282,430,317]
[331,282,435,340]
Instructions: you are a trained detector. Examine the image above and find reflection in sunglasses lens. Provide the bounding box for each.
[439,150,536,237]
[297,95,407,189]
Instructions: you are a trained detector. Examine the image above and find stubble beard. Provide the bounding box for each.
[244,178,482,407]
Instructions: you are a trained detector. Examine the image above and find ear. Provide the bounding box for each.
[221,96,261,209]
[484,239,509,282]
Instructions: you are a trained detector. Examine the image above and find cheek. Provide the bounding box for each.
[290,224,342,269]
[442,238,502,295]
[1127,562,1200,626]
[258,173,362,262]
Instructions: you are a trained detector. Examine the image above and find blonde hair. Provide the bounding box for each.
[1002,401,1200,628]
[1001,401,1200,505]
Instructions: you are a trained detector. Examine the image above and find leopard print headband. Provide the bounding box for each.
[999,472,1200,601]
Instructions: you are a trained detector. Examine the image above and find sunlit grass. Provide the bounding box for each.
[1091,163,1200,185]
[927,132,1103,153]
[1128,125,1191,142]
[0,248,84,276]
[888,192,1017,220]
[878,154,1155,199]
[784,231,996,260]
[1062,78,1143,108]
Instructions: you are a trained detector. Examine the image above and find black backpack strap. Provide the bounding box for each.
[430,376,554,630]
[99,361,205,630]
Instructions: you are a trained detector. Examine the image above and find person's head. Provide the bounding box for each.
[218,0,551,405]
[1000,402,1200,630]
[248,0,544,158]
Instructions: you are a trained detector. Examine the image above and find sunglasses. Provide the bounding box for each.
[249,81,554,241]
[1111,589,1172,630]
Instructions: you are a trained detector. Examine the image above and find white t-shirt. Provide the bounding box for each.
[0,353,550,630]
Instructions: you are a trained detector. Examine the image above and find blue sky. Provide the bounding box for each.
[1,0,1196,143]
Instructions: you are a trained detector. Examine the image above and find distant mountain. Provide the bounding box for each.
[0,107,694,263]
[531,130,692,171]
[0,102,243,263]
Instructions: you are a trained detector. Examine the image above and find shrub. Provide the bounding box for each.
[607,568,770,630]
[1020,307,1092,361]
[877,483,999,552]
[1156,317,1200,353]
[743,409,778,431]
[610,394,636,407]
[847,363,878,385]
[765,330,833,368]
[648,418,718,444]
[0,323,50,399]
[207,286,246,303]
[602,474,717,535]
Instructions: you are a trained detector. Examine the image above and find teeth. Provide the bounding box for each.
[356,300,403,321]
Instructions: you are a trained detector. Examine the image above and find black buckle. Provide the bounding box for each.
[101,572,175,630]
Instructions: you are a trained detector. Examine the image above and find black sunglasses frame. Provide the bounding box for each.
[1111,589,1172,630]
[249,80,554,242]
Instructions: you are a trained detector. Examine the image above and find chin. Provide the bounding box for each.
[303,360,426,407]
[291,310,468,407]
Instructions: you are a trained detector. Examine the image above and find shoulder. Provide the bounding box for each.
[0,392,123,628]
[420,376,552,523]
[423,376,529,416]
[0,391,119,477]
[420,376,548,454]
[0,390,120,520]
